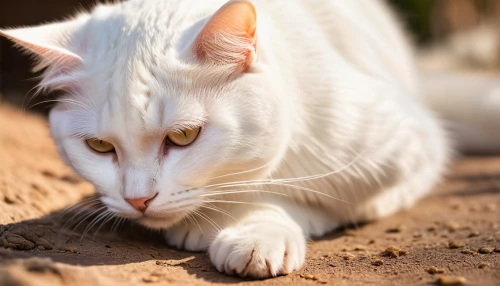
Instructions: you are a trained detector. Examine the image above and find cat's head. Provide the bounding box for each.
[1,0,289,228]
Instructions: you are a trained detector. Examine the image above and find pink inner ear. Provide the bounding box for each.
[193,0,257,69]
[6,36,82,72]
[0,22,84,72]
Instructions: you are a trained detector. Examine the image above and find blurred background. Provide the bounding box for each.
[0,0,499,113]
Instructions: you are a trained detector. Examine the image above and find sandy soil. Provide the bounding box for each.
[0,103,499,286]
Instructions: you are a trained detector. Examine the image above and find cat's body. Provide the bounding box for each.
[1,0,497,279]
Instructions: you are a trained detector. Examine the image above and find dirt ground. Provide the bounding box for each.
[0,103,499,286]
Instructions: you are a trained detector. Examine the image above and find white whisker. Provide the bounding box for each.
[93,212,116,238]
[203,152,363,190]
[200,203,237,221]
[209,182,351,204]
[206,160,272,181]
[82,210,111,238]
[192,209,222,232]
[72,206,107,233]
[200,189,287,197]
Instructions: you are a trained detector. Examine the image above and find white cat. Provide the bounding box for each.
[1,0,498,279]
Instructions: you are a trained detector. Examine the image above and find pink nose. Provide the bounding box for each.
[125,193,158,212]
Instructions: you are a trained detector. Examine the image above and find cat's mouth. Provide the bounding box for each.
[136,212,186,229]
[102,195,197,229]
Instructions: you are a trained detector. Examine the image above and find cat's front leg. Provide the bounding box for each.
[165,218,213,252]
[208,206,306,278]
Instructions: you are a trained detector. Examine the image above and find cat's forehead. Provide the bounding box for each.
[77,1,239,108]
[80,1,204,64]
[82,63,223,144]
[94,74,205,132]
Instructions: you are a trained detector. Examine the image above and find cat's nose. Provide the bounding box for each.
[125,193,158,212]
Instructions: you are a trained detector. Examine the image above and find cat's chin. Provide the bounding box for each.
[135,214,184,229]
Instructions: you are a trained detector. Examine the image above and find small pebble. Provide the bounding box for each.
[468,231,480,238]
[143,276,160,283]
[485,204,496,212]
[1,234,35,250]
[448,241,465,249]
[343,253,356,260]
[478,247,494,254]
[413,232,423,238]
[460,249,477,255]
[381,246,408,258]
[151,270,164,277]
[386,225,405,233]
[36,238,53,250]
[65,247,78,253]
[478,262,490,269]
[344,229,358,237]
[445,222,460,232]
[156,256,195,266]
[353,245,366,251]
[427,224,439,231]
[427,266,445,274]
[300,274,319,280]
[105,244,111,248]
[437,275,466,286]
[372,259,384,266]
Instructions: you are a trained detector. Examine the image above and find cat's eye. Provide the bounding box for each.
[165,127,201,147]
[86,139,115,153]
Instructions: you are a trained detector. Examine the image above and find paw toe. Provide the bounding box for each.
[209,224,305,279]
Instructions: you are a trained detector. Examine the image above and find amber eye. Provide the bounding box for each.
[165,127,201,147]
[86,139,115,153]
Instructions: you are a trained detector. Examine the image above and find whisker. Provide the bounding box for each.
[209,182,351,204]
[200,189,287,197]
[110,217,122,233]
[192,209,221,232]
[27,98,96,114]
[199,203,237,222]
[60,201,103,230]
[59,197,101,218]
[202,199,266,207]
[187,213,203,234]
[203,152,362,190]
[206,160,272,181]
[93,212,116,239]
[111,217,128,234]
[183,213,203,234]
[82,210,110,238]
[70,206,107,236]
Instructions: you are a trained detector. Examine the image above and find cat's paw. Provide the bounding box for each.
[165,222,210,251]
[209,222,306,278]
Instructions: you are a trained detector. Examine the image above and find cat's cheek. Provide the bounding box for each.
[48,106,72,165]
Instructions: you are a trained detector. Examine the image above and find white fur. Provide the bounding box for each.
[2,0,497,279]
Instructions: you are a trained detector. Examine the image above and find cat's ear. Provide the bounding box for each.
[193,0,257,70]
[0,19,85,75]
